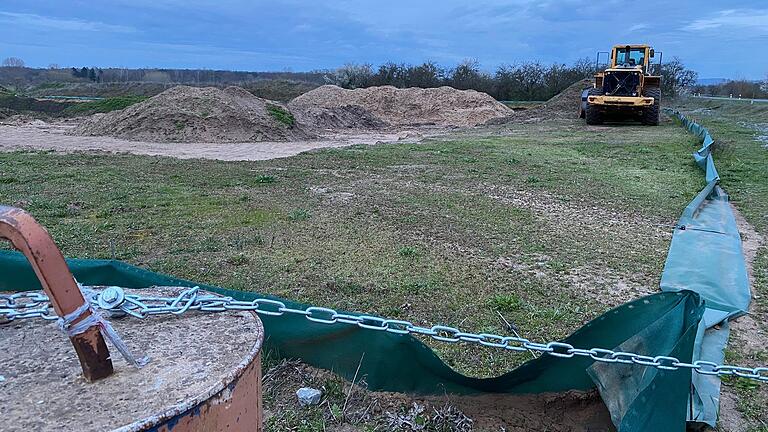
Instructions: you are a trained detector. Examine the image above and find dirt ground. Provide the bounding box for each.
[289,85,511,128]
[718,205,766,432]
[0,119,443,161]
[263,359,614,432]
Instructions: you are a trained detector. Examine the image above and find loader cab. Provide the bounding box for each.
[610,45,652,73]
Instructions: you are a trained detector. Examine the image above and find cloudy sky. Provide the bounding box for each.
[1,0,767,79]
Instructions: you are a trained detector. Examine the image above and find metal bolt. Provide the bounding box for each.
[98,286,125,310]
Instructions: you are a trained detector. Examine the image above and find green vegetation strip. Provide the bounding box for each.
[266,103,295,126]
[61,96,147,115]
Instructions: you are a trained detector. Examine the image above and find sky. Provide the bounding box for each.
[1,0,767,79]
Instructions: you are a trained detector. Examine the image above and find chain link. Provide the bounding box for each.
[2,287,766,384]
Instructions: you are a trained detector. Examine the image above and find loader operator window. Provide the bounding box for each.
[615,48,645,68]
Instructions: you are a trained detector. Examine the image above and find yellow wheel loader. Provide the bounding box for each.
[579,44,662,125]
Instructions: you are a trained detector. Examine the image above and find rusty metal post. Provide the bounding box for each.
[0,205,114,381]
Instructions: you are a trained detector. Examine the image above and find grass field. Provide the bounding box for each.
[1,104,766,430]
[0,118,701,373]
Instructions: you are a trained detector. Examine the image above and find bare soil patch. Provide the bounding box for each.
[0,120,438,161]
[718,205,767,432]
[539,79,593,117]
[264,360,614,431]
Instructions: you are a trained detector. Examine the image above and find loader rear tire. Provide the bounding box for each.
[585,89,603,125]
[642,87,661,125]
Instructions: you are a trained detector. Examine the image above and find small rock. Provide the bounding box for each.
[12,199,31,209]
[296,387,322,406]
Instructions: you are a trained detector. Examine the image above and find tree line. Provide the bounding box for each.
[692,79,768,99]
[326,59,595,101]
[71,67,102,82]
[2,55,701,101]
[85,68,326,86]
[327,57,699,100]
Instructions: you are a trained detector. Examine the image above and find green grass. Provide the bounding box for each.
[256,174,277,184]
[672,97,768,232]
[62,95,147,116]
[266,103,296,126]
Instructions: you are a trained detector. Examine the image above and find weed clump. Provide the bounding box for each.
[255,174,276,184]
[266,103,295,126]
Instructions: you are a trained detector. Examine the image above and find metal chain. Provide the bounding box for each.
[2,287,767,383]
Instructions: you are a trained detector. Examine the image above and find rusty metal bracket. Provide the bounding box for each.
[0,205,113,381]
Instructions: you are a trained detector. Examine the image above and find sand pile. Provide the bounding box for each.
[498,79,594,123]
[289,85,511,129]
[539,79,594,118]
[75,86,308,143]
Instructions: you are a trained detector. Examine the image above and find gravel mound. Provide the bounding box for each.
[74,86,308,143]
[289,85,511,129]
[293,105,385,130]
[498,79,594,123]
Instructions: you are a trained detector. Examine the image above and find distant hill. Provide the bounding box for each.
[697,78,728,86]
[0,66,329,89]
[0,67,326,101]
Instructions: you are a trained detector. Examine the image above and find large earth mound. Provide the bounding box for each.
[539,79,594,118]
[74,86,308,143]
[289,85,512,129]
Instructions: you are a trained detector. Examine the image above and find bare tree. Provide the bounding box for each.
[2,57,25,67]
[572,57,596,77]
[660,57,698,97]
[48,63,60,70]
[144,70,172,83]
[408,61,445,88]
[450,59,482,90]
[325,63,373,88]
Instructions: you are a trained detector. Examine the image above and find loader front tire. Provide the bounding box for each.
[585,88,603,125]
[642,87,661,125]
